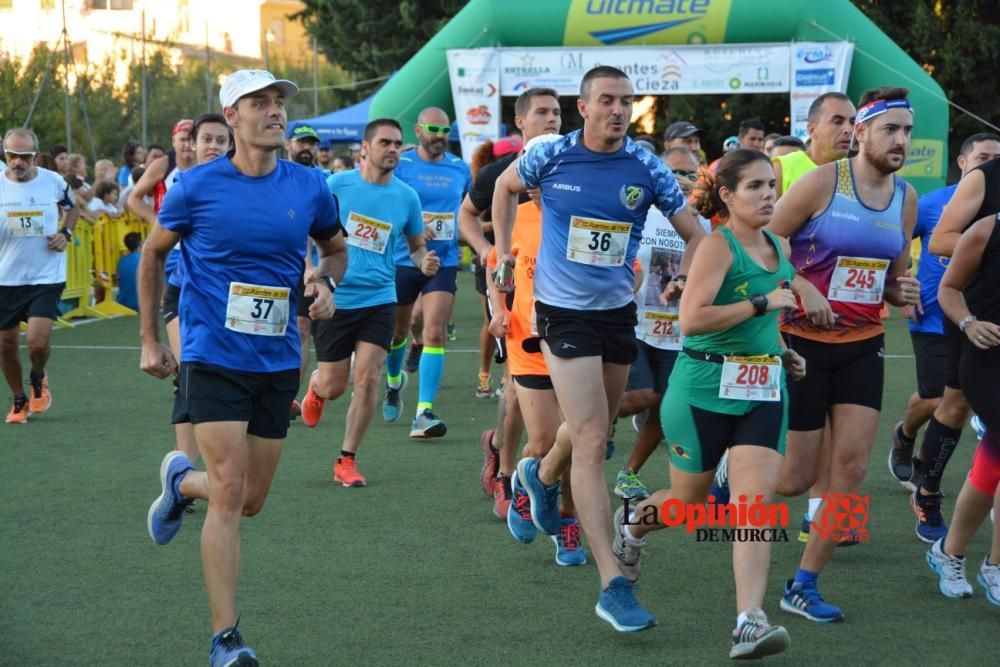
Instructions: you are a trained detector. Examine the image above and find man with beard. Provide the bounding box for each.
[767,87,920,622]
[773,93,856,198]
[285,124,327,174]
[1,128,78,424]
[384,107,471,438]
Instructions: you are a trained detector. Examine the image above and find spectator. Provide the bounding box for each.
[145,144,165,164]
[95,158,117,184]
[117,140,145,186]
[115,232,142,310]
[66,153,96,206]
[49,144,68,176]
[121,165,147,210]
[662,121,706,158]
[34,152,58,171]
[768,135,805,158]
[332,155,354,172]
[737,118,766,150]
[84,180,123,219]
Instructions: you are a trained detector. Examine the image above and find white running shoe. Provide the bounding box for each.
[925,538,973,598]
[978,557,1000,606]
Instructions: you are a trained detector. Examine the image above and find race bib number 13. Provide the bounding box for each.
[346,211,392,254]
[719,355,781,402]
[566,216,631,266]
[828,256,890,304]
[5,210,45,237]
[225,282,290,336]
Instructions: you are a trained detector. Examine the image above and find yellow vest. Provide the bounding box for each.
[775,150,817,197]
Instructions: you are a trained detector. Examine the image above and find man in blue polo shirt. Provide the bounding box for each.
[385,107,471,438]
[138,69,347,667]
[493,65,706,633]
[300,118,440,486]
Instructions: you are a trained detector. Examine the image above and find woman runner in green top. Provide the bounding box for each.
[610,150,806,660]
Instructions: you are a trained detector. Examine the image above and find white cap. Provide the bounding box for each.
[524,133,563,151]
[219,69,299,109]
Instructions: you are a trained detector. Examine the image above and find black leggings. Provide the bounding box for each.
[959,347,1000,434]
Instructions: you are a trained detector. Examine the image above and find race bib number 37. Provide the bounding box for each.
[719,355,781,402]
[566,216,631,266]
[346,211,392,254]
[828,256,890,304]
[423,211,455,241]
[225,282,290,336]
[5,210,45,237]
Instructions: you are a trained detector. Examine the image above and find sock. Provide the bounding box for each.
[807,498,823,521]
[919,416,962,494]
[793,568,819,587]
[897,422,917,446]
[386,339,408,386]
[417,346,445,413]
[737,611,750,629]
[338,450,355,460]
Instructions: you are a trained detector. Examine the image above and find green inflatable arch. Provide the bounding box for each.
[370,0,946,193]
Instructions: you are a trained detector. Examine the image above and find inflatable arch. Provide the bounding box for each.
[370,0,947,193]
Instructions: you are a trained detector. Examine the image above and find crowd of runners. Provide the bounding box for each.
[4,64,1000,664]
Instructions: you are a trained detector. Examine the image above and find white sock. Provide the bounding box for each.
[737,611,749,629]
[807,497,823,521]
[387,377,402,389]
[623,518,645,545]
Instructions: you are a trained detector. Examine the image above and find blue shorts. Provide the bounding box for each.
[395,266,458,306]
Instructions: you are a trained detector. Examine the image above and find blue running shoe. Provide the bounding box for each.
[507,470,537,544]
[147,451,194,545]
[381,371,407,423]
[517,457,561,535]
[552,516,587,566]
[708,450,730,506]
[972,413,987,440]
[911,487,949,544]
[779,579,844,622]
[210,624,258,666]
[595,576,657,632]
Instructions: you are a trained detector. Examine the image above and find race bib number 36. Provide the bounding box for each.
[346,211,392,254]
[719,355,781,402]
[828,257,890,304]
[225,282,290,337]
[641,311,681,349]
[566,216,631,266]
[423,211,455,241]
[5,210,45,237]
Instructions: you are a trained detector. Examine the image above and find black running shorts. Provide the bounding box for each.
[910,330,947,400]
[533,301,638,365]
[313,303,397,363]
[0,283,64,330]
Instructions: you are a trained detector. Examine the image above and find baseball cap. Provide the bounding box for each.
[219,69,299,109]
[289,125,320,142]
[492,135,523,158]
[723,135,740,151]
[172,119,193,137]
[663,121,705,141]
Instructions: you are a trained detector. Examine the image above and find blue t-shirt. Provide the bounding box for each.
[909,184,956,335]
[516,130,688,310]
[116,251,140,310]
[326,170,424,309]
[393,149,471,268]
[159,157,341,373]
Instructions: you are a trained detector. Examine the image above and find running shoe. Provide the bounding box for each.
[729,608,790,660]
[476,373,492,399]
[480,429,499,497]
[447,322,457,341]
[612,505,644,582]
[507,469,536,543]
[410,409,447,438]
[381,371,407,423]
[888,420,915,486]
[209,623,258,667]
[613,468,650,500]
[595,576,656,632]
[405,342,423,374]
[27,372,51,414]
[147,451,194,545]
[925,538,972,598]
[798,513,811,543]
[5,394,29,424]
[493,473,512,520]
[631,410,648,433]
[971,413,987,440]
[708,450,730,505]
[552,516,586,566]
[517,457,561,535]
[301,370,325,428]
[978,556,1000,606]
[779,579,844,622]
[333,456,366,488]
[911,487,949,544]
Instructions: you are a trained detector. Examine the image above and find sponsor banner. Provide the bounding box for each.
[563,0,733,46]
[498,44,789,96]
[899,139,944,179]
[789,42,854,139]
[446,48,501,164]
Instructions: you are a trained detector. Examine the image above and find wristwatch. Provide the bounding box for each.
[958,315,977,332]
[749,294,768,317]
[321,276,336,293]
[59,228,72,240]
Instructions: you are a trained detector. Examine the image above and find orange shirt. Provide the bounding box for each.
[488,202,548,377]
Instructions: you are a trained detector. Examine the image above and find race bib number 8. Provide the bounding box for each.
[566,216,631,266]
[641,311,681,349]
[423,211,455,241]
[5,210,45,237]
[346,211,392,254]
[225,282,291,337]
[719,355,781,402]
[828,256,890,304]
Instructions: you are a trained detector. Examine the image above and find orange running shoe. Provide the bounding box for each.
[5,395,30,424]
[28,374,51,414]
[333,456,367,488]
[301,370,325,428]
[493,473,512,520]
[289,399,302,420]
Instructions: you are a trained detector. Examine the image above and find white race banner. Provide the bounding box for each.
[789,42,854,140]
[446,48,501,164]
[496,45,790,96]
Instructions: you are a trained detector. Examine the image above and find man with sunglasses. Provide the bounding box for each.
[385,107,471,438]
[1,128,78,424]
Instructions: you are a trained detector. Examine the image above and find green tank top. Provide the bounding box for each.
[669,227,795,414]
[775,150,817,196]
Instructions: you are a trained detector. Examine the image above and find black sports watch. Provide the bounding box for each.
[321,276,336,293]
[59,228,72,240]
[749,294,768,317]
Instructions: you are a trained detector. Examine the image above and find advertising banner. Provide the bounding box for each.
[446,48,502,163]
[788,42,854,139]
